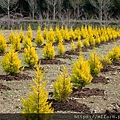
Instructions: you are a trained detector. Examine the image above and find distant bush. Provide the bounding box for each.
[11,33,21,51]
[43,43,55,59]
[23,46,38,67]
[53,66,73,101]
[107,46,120,62]
[88,52,103,76]
[0,34,7,53]
[22,36,32,48]
[35,26,44,46]
[57,42,65,55]
[2,49,21,75]
[71,55,92,88]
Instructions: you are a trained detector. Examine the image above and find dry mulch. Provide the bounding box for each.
[92,75,109,84]
[55,54,72,59]
[71,88,104,98]
[65,50,80,55]
[101,65,115,72]
[0,74,32,81]
[112,60,120,66]
[48,99,90,113]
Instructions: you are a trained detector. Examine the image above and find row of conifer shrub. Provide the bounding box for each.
[0,25,120,61]
[0,25,120,116]
[21,44,120,117]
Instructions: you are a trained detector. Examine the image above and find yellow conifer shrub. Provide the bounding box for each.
[43,26,48,40]
[43,43,55,59]
[9,30,15,44]
[27,24,32,40]
[71,55,92,88]
[76,37,82,50]
[35,26,44,46]
[63,26,70,41]
[22,64,53,119]
[83,38,90,47]
[57,41,65,55]
[2,49,21,75]
[89,36,95,46]
[95,37,101,45]
[88,52,103,76]
[74,28,81,40]
[19,27,24,42]
[69,27,76,40]
[53,66,73,102]
[22,35,32,48]
[55,27,63,43]
[107,46,120,62]
[71,40,76,51]
[47,27,55,43]
[23,46,38,67]
[100,55,112,67]
[11,33,21,51]
[0,33,7,53]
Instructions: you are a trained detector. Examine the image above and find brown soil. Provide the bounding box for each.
[55,54,72,59]
[105,110,120,120]
[0,74,32,81]
[113,60,120,66]
[40,59,65,64]
[71,88,104,98]
[0,83,11,90]
[22,66,36,71]
[65,50,79,55]
[0,53,4,56]
[92,75,109,84]
[101,65,116,72]
[48,99,90,113]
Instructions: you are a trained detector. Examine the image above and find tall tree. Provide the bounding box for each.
[69,0,85,19]
[25,0,37,19]
[45,0,58,20]
[89,0,113,22]
[0,0,18,18]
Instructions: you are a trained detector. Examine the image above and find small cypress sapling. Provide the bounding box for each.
[76,37,82,50]
[71,55,92,88]
[107,46,120,62]
[88,51,103,77]
[55,27,63,43]
[21,64,53,119]
[11,33,21,51]
[100,55,112,67]
[43,42,55,59]
[43,26,48,40]
[19,27,24,42]
[27,24,33,40]
[57,41,65,55]
[83,38,90,47]
[53,66,73,102]
[47,27,55,43]
[35,26,44,46]
[22,35,32,48]
[63,26,70,41]
[0,33,7,53]
[89,36,95,46]
[71,40,76,51]
[23,46,38,67]
[2,49,21,75]
[9,30,15,44]
[69,27,76,40]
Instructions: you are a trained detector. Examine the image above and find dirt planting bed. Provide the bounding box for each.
[0,30,120,115]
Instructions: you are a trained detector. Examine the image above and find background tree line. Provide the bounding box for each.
[0,0,119,20]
